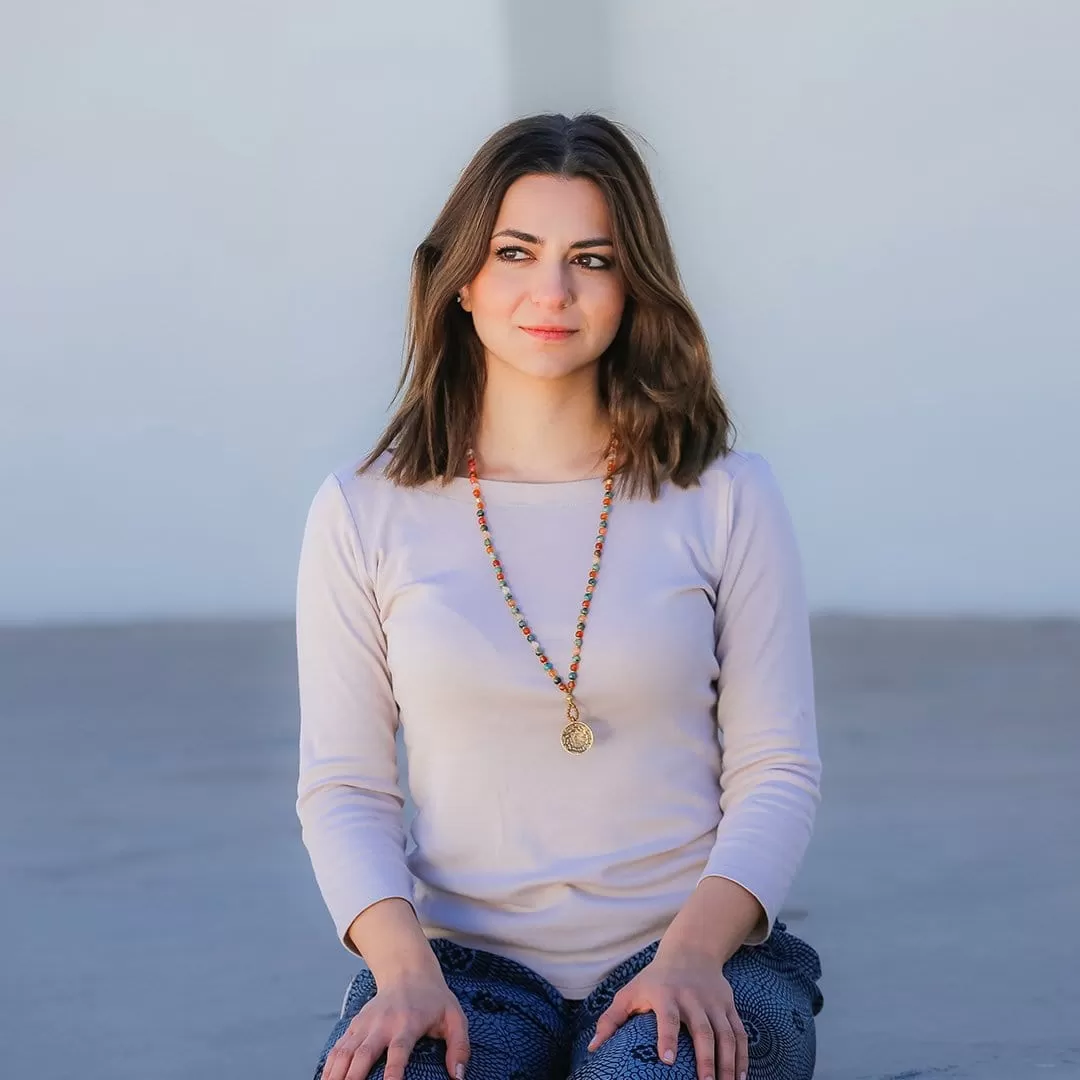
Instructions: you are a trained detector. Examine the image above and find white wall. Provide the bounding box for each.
[0,1,508,623]
[608,0,1080,614]
[3,1,1078,623]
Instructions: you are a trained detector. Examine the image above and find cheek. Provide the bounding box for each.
[586,278,627,335]
[469,268,520,316]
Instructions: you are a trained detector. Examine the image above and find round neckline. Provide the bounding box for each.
[432,473,610,507]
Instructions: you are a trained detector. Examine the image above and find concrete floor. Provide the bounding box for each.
[1,616,1078,1079]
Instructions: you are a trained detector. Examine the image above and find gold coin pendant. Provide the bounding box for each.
[561,720,594,754]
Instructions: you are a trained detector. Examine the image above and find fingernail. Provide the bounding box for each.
[663,1049,675,1064]
[455,1065,465,1080]
[739,1073,747,1080]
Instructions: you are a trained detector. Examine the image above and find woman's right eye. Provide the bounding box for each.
[494,245,530,262]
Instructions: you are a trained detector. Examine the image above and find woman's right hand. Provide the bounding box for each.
[321,969,470,1080]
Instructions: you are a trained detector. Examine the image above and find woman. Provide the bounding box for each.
[296,113,823,1080]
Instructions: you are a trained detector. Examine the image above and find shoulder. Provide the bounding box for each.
[302,450,399,540]
[698,448,774,488]
[332,449,398,508]
[690,448,785,515]
[689,449,800,565]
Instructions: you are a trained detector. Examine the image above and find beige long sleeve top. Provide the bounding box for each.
[295,448,820,998]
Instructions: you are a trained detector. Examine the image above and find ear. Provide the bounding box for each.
[458,286,473,312]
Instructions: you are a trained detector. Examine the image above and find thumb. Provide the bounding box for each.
[441,1005,470,1080]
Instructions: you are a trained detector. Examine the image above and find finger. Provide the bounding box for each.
[685,1008,715,1080]
[322,1039,355,1080]
[655,1003,683,1066]
[326,1035,378,1080]
[375,1034,418,1080]
[588,992,633,1051]
[343,1036,390,1080]
[728,1006,748,1080]
[441,1006,471,1079]
[711,1013,737,1080]
[324,1005,380,1080]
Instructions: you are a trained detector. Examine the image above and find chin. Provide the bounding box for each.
[505,355,597,382]
[488,342,598,382]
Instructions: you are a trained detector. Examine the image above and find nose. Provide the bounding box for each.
[530,260,574,311]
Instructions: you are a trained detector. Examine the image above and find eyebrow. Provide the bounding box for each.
[492,228,613,250]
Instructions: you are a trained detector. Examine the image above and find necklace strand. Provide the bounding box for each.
[467,443,617,753]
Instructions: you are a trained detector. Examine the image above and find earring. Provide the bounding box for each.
[455,294,462,304]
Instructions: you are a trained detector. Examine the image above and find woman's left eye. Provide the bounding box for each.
[573,253,613,271]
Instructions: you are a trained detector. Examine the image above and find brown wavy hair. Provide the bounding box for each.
[361,112,734,499]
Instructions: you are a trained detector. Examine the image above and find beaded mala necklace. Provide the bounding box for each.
[466,441,617,754]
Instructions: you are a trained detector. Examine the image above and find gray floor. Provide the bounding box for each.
[1,616,1078,1079]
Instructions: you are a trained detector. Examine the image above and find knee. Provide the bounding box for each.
[732,992,817,1080]
[572,1006,816,1080]
[573,1013,698,1079]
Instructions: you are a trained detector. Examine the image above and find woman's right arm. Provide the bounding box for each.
[295,472,416,957]
[343,898,439,980]
[296,474,468,1080]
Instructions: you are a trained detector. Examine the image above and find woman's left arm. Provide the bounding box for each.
[590,454,821,1080]
[696,451,821,943]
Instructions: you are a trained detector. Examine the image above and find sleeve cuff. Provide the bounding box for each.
[335,888,417,958]
[697,870,775,946]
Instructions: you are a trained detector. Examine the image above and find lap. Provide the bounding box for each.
[313,926,822,1080]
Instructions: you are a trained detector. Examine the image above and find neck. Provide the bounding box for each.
[472,363,610,482]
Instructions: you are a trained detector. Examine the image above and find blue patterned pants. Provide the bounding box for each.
[313,922,823,1080]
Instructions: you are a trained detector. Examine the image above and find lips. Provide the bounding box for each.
[520,326,578,341]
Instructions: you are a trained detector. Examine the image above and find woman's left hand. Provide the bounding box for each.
[587,944,748,1080]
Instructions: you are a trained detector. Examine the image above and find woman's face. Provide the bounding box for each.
[459,174,626,383]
